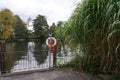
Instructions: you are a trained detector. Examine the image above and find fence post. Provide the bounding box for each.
[49,50,53,68]
[53,46,56,66]
[46,35,57,67]
[0,40,6,74]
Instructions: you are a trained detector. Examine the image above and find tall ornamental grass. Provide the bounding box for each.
[65,0,120,75]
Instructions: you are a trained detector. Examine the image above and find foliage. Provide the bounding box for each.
[67,53,82,70]
[14,15,28,39]
[64,0,120,76]
[0,9,16,39]
[57,21,64,27]
[33,15,49,43]
[28,30,35,38]
[53,21,68,52]
[49,23,57,35]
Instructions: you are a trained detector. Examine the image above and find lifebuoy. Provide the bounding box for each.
[46,37,57,48]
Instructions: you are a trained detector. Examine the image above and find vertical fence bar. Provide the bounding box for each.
[49,51,51,68]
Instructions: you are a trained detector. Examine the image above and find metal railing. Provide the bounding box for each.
[0,50,52,74]
[0,49,72,75]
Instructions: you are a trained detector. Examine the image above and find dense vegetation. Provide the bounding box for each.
[59,0,120,79]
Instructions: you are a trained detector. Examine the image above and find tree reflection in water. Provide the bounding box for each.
[33,42,48,65]
[3,41,49,73]
[14,42,28,60]
[5,42,28,73]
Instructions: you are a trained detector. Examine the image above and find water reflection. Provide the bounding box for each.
[33,42,48,65]
[4,41,49,73]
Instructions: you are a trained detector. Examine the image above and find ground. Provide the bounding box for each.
[0,69,98,80]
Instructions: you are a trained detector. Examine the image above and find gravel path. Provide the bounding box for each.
[0,69,98,80]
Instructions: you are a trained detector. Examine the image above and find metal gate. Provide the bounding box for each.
[0,50,53,75]
[0,41,72,75]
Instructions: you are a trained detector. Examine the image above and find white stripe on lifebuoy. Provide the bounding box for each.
[46,37,57,47]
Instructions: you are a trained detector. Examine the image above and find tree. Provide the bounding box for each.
[49,23,57,35]
[14,15,28,39]
[57,21,64,27]
[0,8,16,39]
[50,21,65,38]
[33,15,49,42]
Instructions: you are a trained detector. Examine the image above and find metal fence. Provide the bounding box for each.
[0,49,72,75]
[0,50,53,74]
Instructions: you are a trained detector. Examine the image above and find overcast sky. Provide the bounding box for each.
[0,0,80,28]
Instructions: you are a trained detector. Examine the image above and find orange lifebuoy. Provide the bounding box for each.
[46,37,57,48]
[46,37,57,53]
